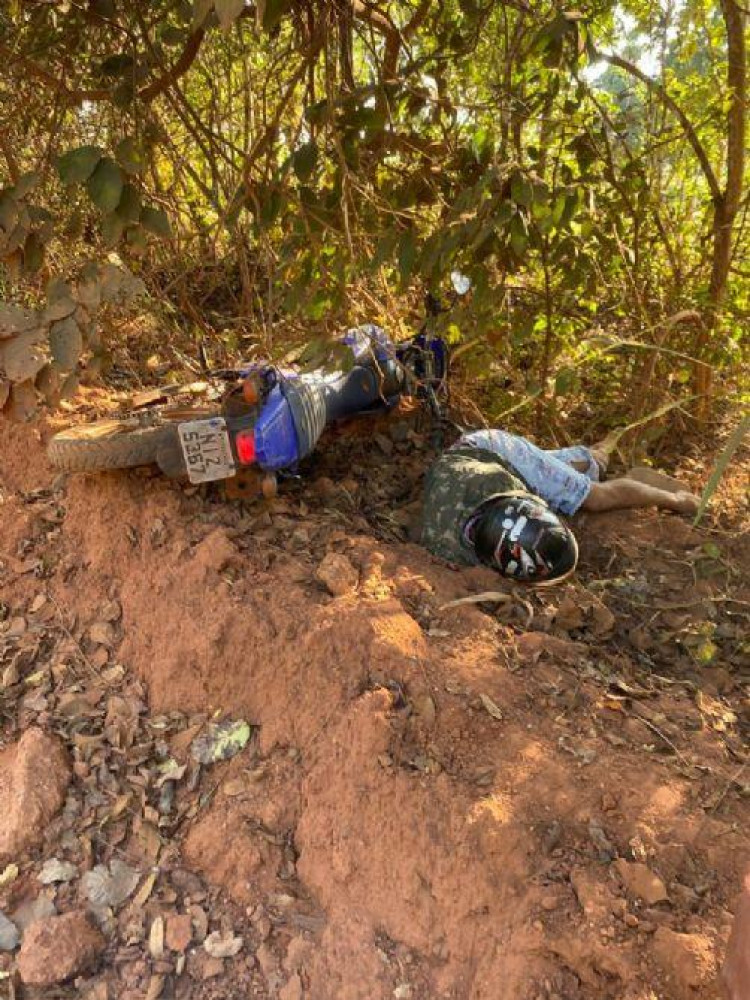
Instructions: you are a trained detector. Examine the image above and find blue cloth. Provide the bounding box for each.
[452,429,599,516]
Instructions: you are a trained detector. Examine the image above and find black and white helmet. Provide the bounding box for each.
[464,493,578,583]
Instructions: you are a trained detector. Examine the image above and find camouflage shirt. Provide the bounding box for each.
[420,446,526,565]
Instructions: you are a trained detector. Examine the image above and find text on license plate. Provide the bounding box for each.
[178,417,236,484]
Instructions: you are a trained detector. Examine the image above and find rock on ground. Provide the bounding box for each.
[17,910,105,986]
[612,858,668,905]
[652,926,717,990]
[315,552,359,596]
[0,728,70,861]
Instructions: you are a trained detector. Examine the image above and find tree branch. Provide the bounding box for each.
[0,129,20,183]
[596,49,722,203]
[0,26,205,107]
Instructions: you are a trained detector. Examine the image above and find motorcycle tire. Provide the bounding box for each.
[47,417,178,473]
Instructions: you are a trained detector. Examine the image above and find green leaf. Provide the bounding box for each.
[262,0,293,31]
[0,192,19,233]
[292,141,318,182]
[87,158,124,213]
[140,206,172,238]
[214,0,244,30]
[115,137,146,175]
[57,146,104,186]
[112,81,135,108]
[398,229,416,284]
[22,232,45,274]
[101,211,126,246]
[304,99,328,126]
[510,172,533,207]
[116,183,143,223]
[98,53,135,78]
[159,24,187,45]
[36,362,63,406]
[49,315,83,371]
[554,367,578,395]
[13,171,40,199]
[90,0,117,16]
[509,213,528,256]
[693,414,750,525]
[60,372,80,401]
[190,719,252,764]
[126,226,149,254]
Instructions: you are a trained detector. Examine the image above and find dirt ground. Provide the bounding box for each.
[0,404,748,1000]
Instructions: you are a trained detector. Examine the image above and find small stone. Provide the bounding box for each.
[0,911,19,951]
[17,910,104,985]
[101,599,122,622]
[0,728,70,861]
[30,594,47,614]
[6,617,27,637]
[414,694,436,728]
[315,552,359,596]
[165,914,192,952]
[624,913,639,928]
[91,647,110,669]
[89,621,115,646]
[612,859,668,905]
[601,792,617,812]
[375,433,394,456]
[652,926,717,989]
[541,896,559,912]
[201,956,224,979]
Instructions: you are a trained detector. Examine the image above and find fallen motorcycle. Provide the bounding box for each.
[47,285,461,497]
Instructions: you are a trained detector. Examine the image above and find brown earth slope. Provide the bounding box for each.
[0,412,747,1000]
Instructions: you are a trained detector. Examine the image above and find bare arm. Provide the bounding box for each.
[582,479,700,515]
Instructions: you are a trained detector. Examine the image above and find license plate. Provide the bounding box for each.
[178,417,236,484]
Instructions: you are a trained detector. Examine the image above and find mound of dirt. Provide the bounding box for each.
[0,413,747,1000]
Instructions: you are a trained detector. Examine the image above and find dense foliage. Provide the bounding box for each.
[0,0,747,426]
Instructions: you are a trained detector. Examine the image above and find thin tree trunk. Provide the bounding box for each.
[696,0,746,402]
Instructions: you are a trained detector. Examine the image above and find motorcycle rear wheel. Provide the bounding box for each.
[47,416,180,473]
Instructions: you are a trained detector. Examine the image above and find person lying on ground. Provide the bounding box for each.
[420,428,701,585]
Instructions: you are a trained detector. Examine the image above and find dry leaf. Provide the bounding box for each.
[0,864,19,889]
[0,911,19,952]
[145,974,165,1000]
[38,858,77,884]
[191,719,251,765]
[81,858,141,909]
[440,592,511,611]
[132,870,157,909]
[149,915,165,959]
[204,930,243,958]
[479,694,504,722]
[138,821,162,863]
[590,601,616,636]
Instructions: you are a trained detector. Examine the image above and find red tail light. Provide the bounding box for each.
[235,429,256,465]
